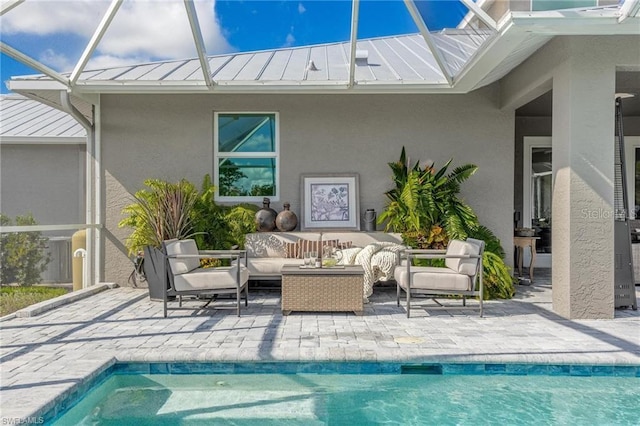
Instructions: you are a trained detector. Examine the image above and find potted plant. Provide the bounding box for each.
[119,179,198,300]
[120,175,261,299]
[378,147,515,299]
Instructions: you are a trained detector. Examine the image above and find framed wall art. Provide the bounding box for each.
[300,173,360,230]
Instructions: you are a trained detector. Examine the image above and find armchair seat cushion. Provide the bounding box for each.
[394,266,472,292]
[173,265,249,292]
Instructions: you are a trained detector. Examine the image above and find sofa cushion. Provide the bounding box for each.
[247,258,304,276]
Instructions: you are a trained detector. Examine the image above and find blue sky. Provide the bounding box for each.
[0,0,468,94]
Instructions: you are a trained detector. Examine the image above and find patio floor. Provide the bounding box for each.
[1,270,639,421]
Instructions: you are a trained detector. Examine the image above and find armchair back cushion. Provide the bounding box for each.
[445,240,480,276]
[165,239,200,275]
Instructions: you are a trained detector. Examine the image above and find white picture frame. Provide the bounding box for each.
[300,173,360,230]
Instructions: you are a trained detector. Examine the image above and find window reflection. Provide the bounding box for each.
[218,114,275,153]
[531,147,552,254]
[635,148,640,219]
[215,113,278,200]
[218,158,276,197]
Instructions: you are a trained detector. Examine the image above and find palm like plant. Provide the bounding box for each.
[119,179,199,255]
[379,147,479,243]
[379,147,515,299]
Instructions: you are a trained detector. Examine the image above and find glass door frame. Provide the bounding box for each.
[523,136,552,268]
[623,137,640,219]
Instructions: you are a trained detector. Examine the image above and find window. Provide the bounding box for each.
[532,0,596,11]
[214,113,279,201]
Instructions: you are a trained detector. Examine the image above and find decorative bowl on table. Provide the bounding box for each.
[515,228,536,237]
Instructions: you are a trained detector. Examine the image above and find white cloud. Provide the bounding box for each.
[298,3,306,14]
[1,1,105,36]
[1,0,231,72]
[38,49,74,71]
[283,27,295,48]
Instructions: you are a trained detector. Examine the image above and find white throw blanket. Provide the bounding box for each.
[338,242,405,300]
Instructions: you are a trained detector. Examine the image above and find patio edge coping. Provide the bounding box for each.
[0,282,118,321]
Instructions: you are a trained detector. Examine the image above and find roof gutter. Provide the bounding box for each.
[60,90,99,288]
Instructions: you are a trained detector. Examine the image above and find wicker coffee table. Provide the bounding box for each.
[280,265,364,315]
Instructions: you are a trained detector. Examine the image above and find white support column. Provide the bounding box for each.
[551,58,616,319]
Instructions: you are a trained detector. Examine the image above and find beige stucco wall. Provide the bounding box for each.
[503,35,640,319]
[100,89,515,285]
[0,144,85,229]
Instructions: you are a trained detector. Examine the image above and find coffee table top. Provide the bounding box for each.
[281,264,364,276]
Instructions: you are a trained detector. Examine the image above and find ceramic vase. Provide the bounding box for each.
[276,202,298,231]
[255,197,277,232]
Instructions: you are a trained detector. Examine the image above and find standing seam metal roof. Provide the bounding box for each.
[0,95,86,139]
[21,31,493,85]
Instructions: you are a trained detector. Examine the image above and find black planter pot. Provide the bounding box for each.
[143,245,169,301]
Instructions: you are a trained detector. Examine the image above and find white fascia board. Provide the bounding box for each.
[49,80,457,94]
[509,9,640,35]
[451,23,531,93]
[0,136,86,145]
[8,79,68,91]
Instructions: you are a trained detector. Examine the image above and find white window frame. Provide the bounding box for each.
[213,111,280,203]
[623,136,640,218]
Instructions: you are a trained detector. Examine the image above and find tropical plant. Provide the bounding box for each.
[120,175,260,256]
[0,213,51,286]
[379,147,515,299]
[192,175,259,250]
[378,146,479,243]
[119,179,199,255]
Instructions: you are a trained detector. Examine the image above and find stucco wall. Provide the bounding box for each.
[100,89,515,285]
[0,144,85,229]
[514,116,640,217]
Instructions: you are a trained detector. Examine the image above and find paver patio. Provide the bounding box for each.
[1,273,638,422]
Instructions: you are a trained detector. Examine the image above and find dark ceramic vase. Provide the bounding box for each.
[255,197,277,232]
[276,202,298,231]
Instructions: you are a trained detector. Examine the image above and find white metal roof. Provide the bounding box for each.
[14,31,491,86]
[2,0,638,122]
[0,94,86,143]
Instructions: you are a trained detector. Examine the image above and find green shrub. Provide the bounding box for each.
[379,147,516,299]
[119,179,199,255]
[0,286,68,316]
[0,213,51,286]
[120,175,260,256]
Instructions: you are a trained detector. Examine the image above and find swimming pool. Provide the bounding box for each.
[49,362,640,425]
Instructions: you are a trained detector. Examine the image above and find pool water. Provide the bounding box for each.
[52,371,639,425]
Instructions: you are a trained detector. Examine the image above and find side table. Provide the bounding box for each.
[514,236,540,282]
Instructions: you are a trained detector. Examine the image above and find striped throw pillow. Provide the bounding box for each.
[297,239,339,259]
[284,242,299,259]
[338,241,353,249]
